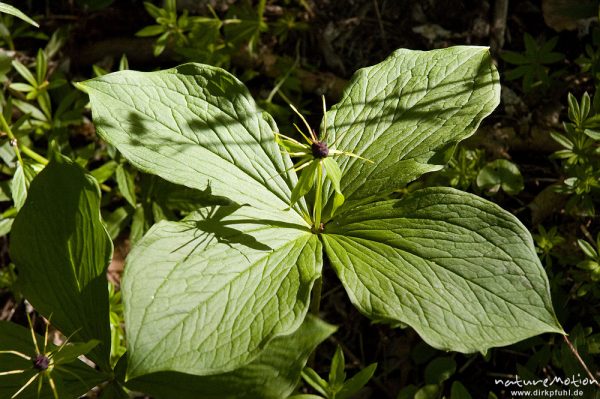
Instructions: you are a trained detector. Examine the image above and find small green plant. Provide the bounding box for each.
[10,49,66,120]
[577,28,600,85]
[575,233,600,296]
[136,0,194,56]
[551,92,600,216]
[291,346,376,399]
[501,33,564,92]
[534,225,565,268]
[434,146,484,191]
[476,158,524,195]
[137,0,268,64]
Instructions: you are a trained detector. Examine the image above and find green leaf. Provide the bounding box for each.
[0,217,13,236]
[337,363,377,399]
[135,24,165,37]
[321,46,500,213]
[0,321,108,399]
[125,316,336,399]
[451,381,472,399]
[12,60,37,87]
[90,160,118,183]
[584,128,600,140]
[11,164,28,211]
[35,49,46,84]
[577,239,598,259]
[476,159,524,195]
[415,384,441,399]
[424,357,456,384]
[550,131,573,149]
[396,385,419,399]
[329,345,346,389]
[9,83,35,92]
[10,155,113,370]
[291,160,318,206]
[302,366,329,396]
[80,63,305,222]
[116,163,137,206]
[122,204,322,378]
[104,206,130,240]
[0,2,38,27]
[322,187,563,353]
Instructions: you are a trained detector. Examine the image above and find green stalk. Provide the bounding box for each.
[0,113,23,167]
[313,160,323,229]
[20,145,47,165]
[309,276,322,316]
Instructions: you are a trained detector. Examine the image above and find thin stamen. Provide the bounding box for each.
[11,373,39,399]
[321,95,328,142]
[0,369,27,376]
[290,103,316,142]
[0,350,31,360]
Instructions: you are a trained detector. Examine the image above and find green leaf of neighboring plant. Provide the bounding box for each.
[424,357,456,384]
[337,363,377,399]
[125,316,336,399]
[415,384,441,399]
[122,204,322,378]
[0,321,108,399]
[79,63,305,221]
[11,164,28,211]
[12,60,37,87]
[451,381,472,399]
[116,163,137,206]
[397,385,419,399]
[0,2,39,27]
[301,367,329,397]
[90,160,118,183]
[320,46,500,213]
[329,345,346,389]
[577,239,598,259]
[136,25,165,37]
[476,159,524,195]
[10,155,113,370]
[224,1,267,52]
[323,187,563,353]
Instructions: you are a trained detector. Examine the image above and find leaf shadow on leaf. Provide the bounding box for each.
[321,59,499,212]
[327,72,494,135]
[175,204,273,261]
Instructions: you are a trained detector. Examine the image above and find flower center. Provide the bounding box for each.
[311,141,329,158]
[33,354,49,370]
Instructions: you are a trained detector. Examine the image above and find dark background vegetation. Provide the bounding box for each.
[1,0,600,398]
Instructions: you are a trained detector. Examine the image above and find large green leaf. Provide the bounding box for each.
[122,204,322,378]
[79,64,306,223]
[320,46,500,213]
[10,155,113,369]
[0,321,108,399]
[323,187,563,353]
[125,315,336,399]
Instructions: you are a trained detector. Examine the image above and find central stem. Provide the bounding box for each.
[313,161,323,230]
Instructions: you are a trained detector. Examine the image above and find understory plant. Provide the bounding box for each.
[3,46,564,398]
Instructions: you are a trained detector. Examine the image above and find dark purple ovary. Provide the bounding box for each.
[311,141,329,158]
[33,354,49,370]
